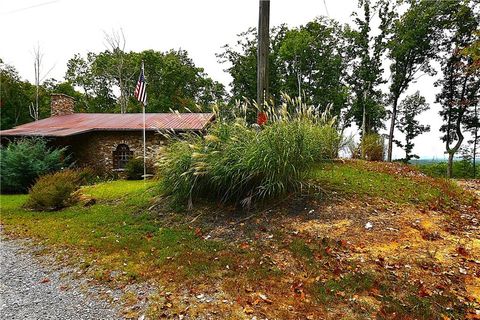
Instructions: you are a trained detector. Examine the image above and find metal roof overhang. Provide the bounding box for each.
[0,113,215,138]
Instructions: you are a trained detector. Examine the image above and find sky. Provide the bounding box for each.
[0,0,456,159]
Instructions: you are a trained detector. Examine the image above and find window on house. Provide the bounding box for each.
[113,144,133,169]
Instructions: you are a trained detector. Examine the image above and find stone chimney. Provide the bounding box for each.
[51,94,75,117]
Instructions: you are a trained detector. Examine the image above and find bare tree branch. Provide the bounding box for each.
[104,28,130,113]
[30,43,56,121]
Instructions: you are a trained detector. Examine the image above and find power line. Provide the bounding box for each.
[0,0,60,15]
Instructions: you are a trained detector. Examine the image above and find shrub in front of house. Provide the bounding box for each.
[76,166,103,185]
[125,157,145,180]
[25,169,83,211]
[158,96,341,208]
[0,138,69,193]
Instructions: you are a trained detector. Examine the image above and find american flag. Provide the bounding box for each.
[134,63,147,106]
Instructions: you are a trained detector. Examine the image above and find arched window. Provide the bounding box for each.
[113,144,133,169]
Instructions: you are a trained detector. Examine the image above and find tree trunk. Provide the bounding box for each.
[297,68,301,98]
[35,82,39,120]
[445,71,468,178]
[361,96,366,138]
[447,152,454,178]
[473,103,478,179]
[474,135,477,178]
[387,97,398,162]
[32,46,41,121]
[445,110,465,178]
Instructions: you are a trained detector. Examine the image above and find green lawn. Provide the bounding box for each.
[0,180,226,282]
[81,180,157,201]
[0,194,28,210]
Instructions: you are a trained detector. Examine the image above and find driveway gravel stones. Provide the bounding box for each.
[0,237,120,320]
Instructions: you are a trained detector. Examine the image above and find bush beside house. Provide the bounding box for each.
[24,169,92,211]
[0,138,69,193]
[125,158,145,180]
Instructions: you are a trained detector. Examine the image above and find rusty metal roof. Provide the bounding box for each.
[0,113,215,137]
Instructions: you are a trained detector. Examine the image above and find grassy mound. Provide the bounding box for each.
[309,160,476,211]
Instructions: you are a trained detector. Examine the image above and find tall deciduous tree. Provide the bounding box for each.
[462,31,480,178]
[218,26,286,107]
[0,61,68,129]
[65,53,116,112]
[461,31,480,70]
[66,49,225,113]
[30,44,54,121]
[436,1,479,178]
[280,19,349,118]
[344,0,393,135]
[278,28,314,98]
[219,19,349,119]
[385,0,457,162]
[103,29,132,114]
[464,102,479,178]
[394,91,430,162]
[437,51,480,178]
[0,59,34,129]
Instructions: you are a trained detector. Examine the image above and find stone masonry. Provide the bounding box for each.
[59,131,166,173]
[51,94,75,117]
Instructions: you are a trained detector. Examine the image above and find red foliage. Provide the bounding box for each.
[257,112,268,126]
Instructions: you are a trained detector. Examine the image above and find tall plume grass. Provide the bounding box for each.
[158,94,341,208]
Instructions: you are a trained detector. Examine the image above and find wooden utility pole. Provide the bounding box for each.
[257,0,270,108]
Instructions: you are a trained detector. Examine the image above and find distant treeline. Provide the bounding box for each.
[411,158,480,165]
[413,159,479,179]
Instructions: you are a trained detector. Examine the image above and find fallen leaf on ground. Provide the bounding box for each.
[244,306,254,314]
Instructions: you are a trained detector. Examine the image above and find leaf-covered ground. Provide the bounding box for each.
[1,160,479,319]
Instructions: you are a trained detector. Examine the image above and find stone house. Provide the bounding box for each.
[0,94,214,173]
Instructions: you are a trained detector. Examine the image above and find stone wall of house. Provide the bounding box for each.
[51,94,75,117]
[62,131,166,173]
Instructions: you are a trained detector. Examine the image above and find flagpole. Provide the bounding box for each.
[143,106,146,181]
[142,61,147,182]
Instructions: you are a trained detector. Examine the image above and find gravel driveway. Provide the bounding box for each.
[0,237,120,320]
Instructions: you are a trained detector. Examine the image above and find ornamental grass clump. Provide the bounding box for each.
[25,169,85,211]
[159,95,341,208]
[360,133,384,161]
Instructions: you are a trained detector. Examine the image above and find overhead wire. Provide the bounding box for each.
[0,0,60,15]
